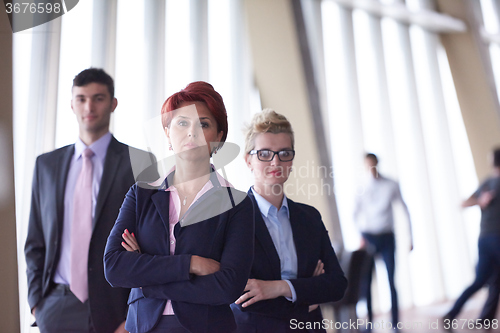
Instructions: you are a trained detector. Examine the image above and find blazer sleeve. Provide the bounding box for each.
[104,185,193,287]
[140,196,255,306]
[234,295,310,319]
[24,157,45,311]
[289,210,347,305]
[237,207,346,319]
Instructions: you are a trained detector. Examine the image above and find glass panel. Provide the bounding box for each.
[55,0,94,148]
[113,0,147,149]
[165,0,192,96]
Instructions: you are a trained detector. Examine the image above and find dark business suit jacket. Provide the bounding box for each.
[231,190,347,333]
[25,136,158,333]
[104,174,255,333]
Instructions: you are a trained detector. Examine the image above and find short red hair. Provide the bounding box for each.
[161,81,228,146]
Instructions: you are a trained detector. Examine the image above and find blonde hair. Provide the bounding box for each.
[244,108,294,154]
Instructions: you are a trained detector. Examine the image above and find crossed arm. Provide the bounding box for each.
[233,260,325,312]
[122,230,324,316]
[231,216,347,319]
[104,186,254,305]
[121,229,220,276]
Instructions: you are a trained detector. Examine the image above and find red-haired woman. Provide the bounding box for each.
[104,82,254,333]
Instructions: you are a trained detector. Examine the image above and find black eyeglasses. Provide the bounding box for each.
[249,149,295,162]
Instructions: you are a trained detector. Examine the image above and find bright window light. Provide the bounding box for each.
[113,0,146,149]
[55,0,93,148]
[480,0,499,34]
[165,0,192,96]
[208,0,233,121]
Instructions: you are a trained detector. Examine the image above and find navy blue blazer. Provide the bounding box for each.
[231,189,347,333]
[104,174,255,333]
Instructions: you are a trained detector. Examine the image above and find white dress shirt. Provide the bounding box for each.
[354,175,411,235]
[251,187,298,302]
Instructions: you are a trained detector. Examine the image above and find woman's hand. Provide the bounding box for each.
[308,304,319,312]
[312,259,325,276]
[308,260,325,312]
[189,255,220,276]
[121,229,141,253]
[235,279,291,308]
[114,320,127,333]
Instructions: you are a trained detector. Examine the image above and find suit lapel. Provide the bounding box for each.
[248,190,282,279]
[287,199,309,278]
[56,145,75,236]
[151,190,171,253]
[93,137,122,229]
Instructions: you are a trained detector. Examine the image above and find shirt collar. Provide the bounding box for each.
[164,164,233,192]
[74,132,112,163]
[250,187,289,218]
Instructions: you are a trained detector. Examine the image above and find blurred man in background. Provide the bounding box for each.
[444,148,500,325]
[354,153,413,331]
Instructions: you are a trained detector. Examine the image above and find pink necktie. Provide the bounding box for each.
[70,148,94,303]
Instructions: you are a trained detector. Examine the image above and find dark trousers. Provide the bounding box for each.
[35,284,95,333]
[479,270,500,320]
[447,235,500,319]
[361,232,399,326]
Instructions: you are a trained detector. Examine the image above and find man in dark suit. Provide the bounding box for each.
[25,68,158,333]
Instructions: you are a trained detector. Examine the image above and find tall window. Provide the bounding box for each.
[317,0,478,313]
[13,1,256,331]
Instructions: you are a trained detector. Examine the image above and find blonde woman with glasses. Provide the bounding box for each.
[231,109,347,333]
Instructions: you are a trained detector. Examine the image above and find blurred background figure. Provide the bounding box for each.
[444,148,500,324]
[354,153,413,331]
[477,273,500,325]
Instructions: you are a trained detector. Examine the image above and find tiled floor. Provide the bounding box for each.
[322,289,499,333]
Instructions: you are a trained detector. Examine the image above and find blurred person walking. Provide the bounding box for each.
[444,148,500,325]
[354,153,413,331]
